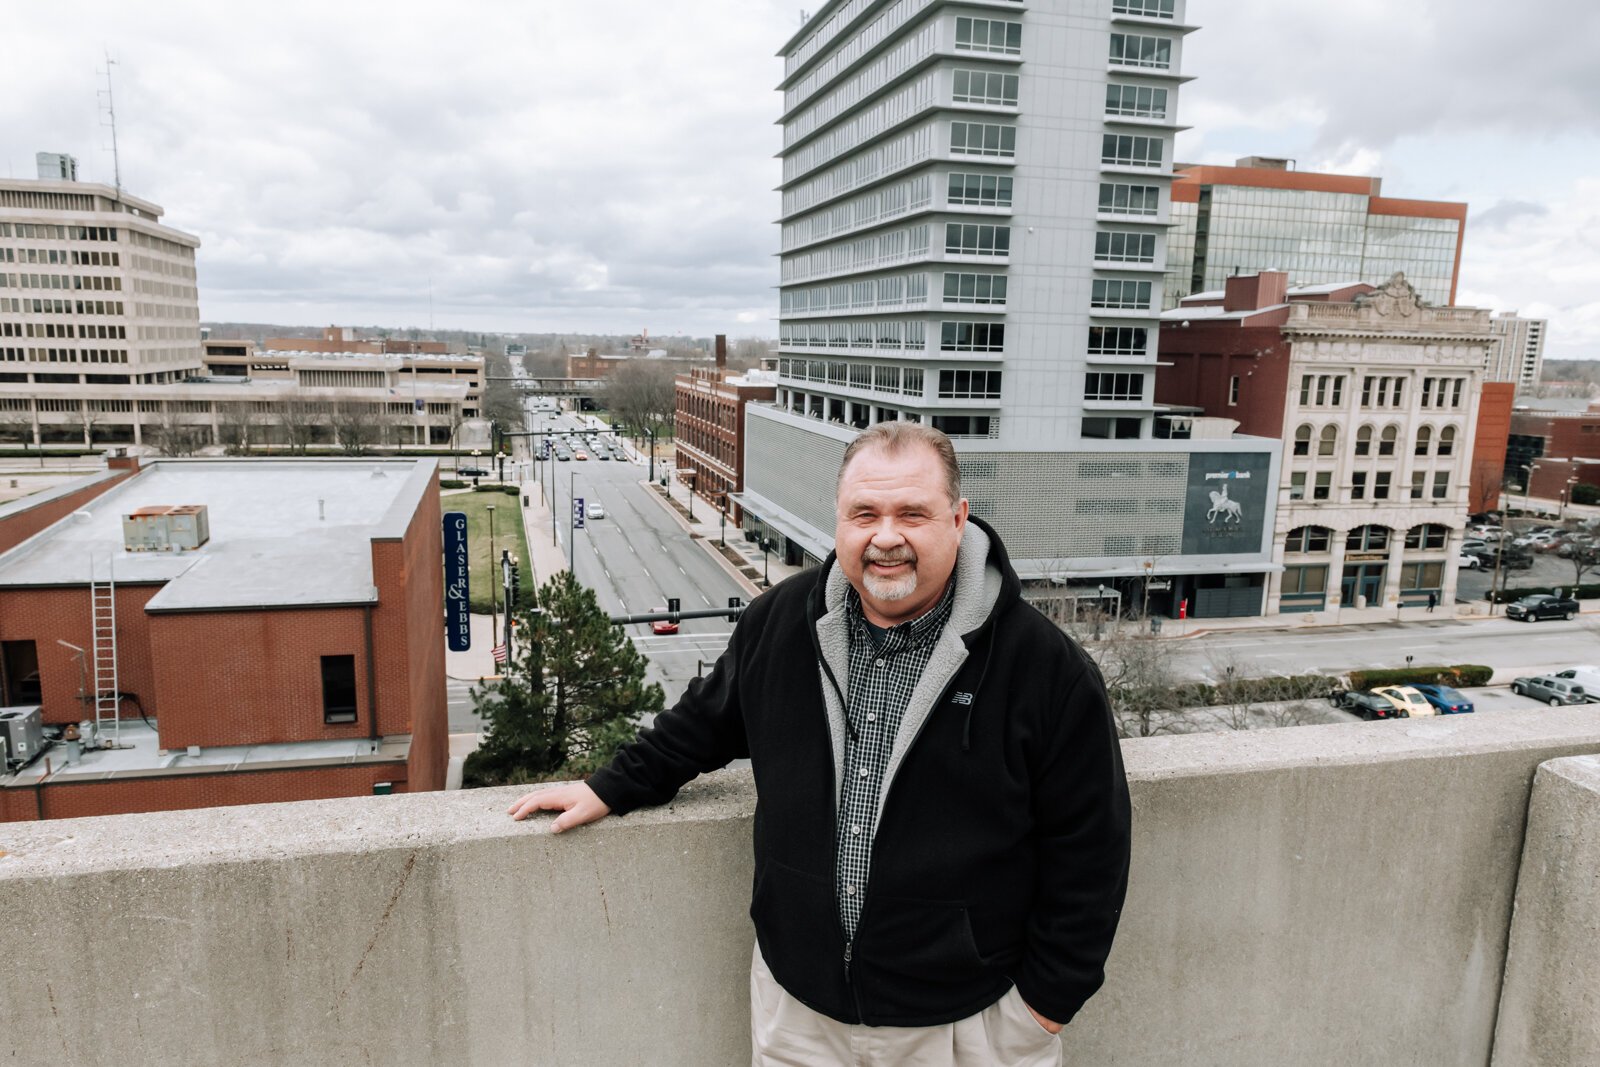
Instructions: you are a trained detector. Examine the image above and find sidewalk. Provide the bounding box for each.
[650,465,810,596]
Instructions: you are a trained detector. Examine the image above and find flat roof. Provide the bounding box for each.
[0,718,409,786]
[0,458,435,610]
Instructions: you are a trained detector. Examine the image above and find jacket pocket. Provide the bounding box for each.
[855,896,997,1020]
[749,859,852,1021]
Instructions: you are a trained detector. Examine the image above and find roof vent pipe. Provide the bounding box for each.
[318,499,326,521]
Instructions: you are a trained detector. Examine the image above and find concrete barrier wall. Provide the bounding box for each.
[1492,755,1600,1065]
[3,711,1599,1066]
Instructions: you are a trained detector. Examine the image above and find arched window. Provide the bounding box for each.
[1438,425,1457,456]
[1318,424,1338,457]
[1355,425,1373,456]
[1404,524,1450,550]
[1346,525,1391,552]
[1379,425,1398,457]
[1285,526,1333,553]
[1293,424,1312,457]
[1415,425,1432,456]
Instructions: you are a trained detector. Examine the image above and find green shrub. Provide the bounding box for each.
[472,483,506,493]
[438,479,468,489]
[1347,664,1493,690]
[1146,673,1338,709]
[502,485,520,496]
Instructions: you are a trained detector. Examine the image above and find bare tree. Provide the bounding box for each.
[731,337,773,369]
[217,402,258,456]
[277,399,320,455]
[1204,653,1335,731]
[0,408,34,449]
[79,403,102,448]
[151,412,206,457]
[330,399,385,455]
[603,359,678,442]
[1566,540,1600,590]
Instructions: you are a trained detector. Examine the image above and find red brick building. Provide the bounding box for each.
[1508,407,1600,500]
[0,457,447,821]
[673,337,776,523]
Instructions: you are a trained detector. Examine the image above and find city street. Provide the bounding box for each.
[517,397,746,699]
[1172,613,1600,682]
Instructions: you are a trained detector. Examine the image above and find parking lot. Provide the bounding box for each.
[1455,543,1593,601]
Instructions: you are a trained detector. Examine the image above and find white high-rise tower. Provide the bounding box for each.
[741,0,1283,617]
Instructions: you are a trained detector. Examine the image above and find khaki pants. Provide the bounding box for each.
[750,946,1064,1067]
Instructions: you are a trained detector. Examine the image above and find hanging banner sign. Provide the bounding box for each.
[444,511,471,651]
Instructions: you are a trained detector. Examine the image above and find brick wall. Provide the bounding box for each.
[0,762,408,822]
[0,584,163,723]
[377,486,447,791]
[148,607,374,748]
[0,468,138,556]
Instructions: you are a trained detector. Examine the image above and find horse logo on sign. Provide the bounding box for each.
[1207,484,1243,525]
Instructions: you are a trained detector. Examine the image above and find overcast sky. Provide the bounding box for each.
[3,0,1596,358]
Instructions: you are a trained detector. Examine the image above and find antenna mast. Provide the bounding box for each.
[97,51,122,195]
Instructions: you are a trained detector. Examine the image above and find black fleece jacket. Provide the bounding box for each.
[587,517,1131,1028]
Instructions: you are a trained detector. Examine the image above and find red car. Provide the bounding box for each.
[650,606,678,635]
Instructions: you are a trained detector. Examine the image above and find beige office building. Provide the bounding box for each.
[0,160,477,451]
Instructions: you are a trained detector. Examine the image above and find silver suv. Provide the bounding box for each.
[1511,675,1593,707]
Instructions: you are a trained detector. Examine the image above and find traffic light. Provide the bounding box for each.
[728,597,743,622]
[667,598,681,618]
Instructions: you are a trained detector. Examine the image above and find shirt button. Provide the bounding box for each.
[845,884,857,896]
[875,659,885,668]
[851,824,861,836]
[859,768,868,778]
[866,713,876,722]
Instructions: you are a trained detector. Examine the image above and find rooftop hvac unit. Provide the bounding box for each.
[0,706,44,770]
[122,505,210,552]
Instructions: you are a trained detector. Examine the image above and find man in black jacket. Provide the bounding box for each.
[510,422,1130,1065]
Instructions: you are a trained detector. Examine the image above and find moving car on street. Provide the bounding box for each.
[588,501,605,520]
[650,606,678,635]
[1511,675,1592,707]
[1408,683,1475,715]
[1504,594,1579,622]
[457,466,488,477]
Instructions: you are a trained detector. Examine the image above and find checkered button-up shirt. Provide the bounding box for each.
[835,581,957,940]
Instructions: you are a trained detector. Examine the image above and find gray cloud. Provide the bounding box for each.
[1473,200,1550,230]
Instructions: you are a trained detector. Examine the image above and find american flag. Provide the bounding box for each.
[492,644,509,664]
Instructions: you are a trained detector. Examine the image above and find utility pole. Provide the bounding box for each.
[487,504,498,641]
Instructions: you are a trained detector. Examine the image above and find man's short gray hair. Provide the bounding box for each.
[836,421,962,506]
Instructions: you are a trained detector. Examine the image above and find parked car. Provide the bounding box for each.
[1332,689,1408,720]
[1511,675,1593,707]
[1504,594,1580,622]
[1472,548,1533,570]
[1456,553,1482,570]
[650,605,678,635]
[1551,666,1600,693]
[457,466,488,477]
[1409,683,1475,715]
[575,450,589,461]
[1460,538,1488,554]
[1371,685,1435,718]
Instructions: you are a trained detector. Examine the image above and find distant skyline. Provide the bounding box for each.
[4,0,1596,358]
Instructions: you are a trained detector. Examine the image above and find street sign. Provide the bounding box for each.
[573,498,586,529]
[443,512,471,651]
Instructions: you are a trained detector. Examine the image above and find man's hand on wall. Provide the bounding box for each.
[508,782,612,832]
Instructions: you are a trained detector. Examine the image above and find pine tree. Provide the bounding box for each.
[464,570,664,786]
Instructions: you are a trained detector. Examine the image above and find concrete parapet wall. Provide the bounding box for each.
[1493,754,1600,1065]
[2,712,1600,1065]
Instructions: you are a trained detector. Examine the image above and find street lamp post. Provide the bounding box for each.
[761,537,772,589]
[1142,560,1154,620]
[471,448,482,483]
[684,471,695,522]
[486,503,498,642]
[718,491,728,548]
[1562,476,1579,522]
[497,450,507,483]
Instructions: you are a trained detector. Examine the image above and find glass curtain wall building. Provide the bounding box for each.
[1164,158,1467,309]
[742,0,1284,616]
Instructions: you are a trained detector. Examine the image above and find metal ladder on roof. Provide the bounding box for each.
[89,555,120,747]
